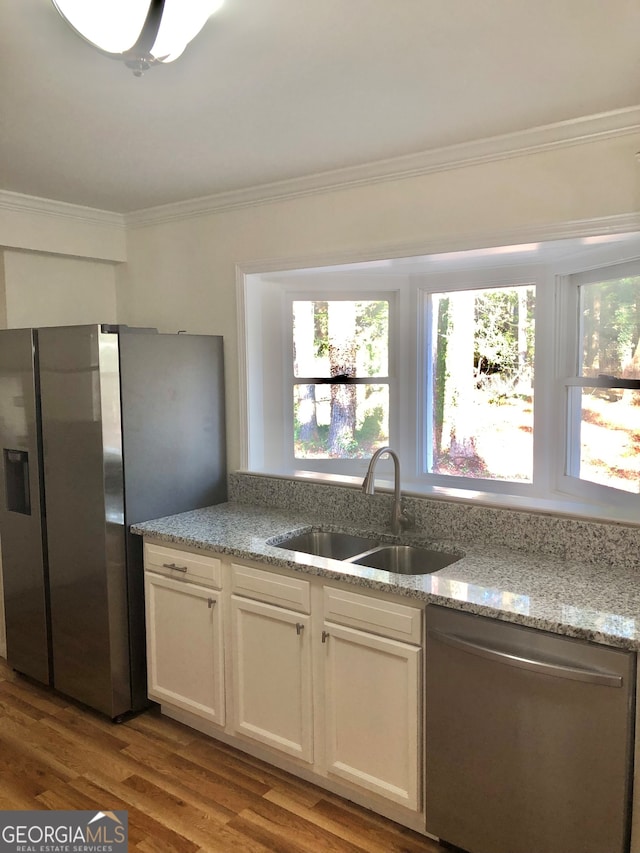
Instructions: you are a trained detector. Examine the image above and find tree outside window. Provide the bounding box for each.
[571,275,640,493]
[430,284,535,482]
[292,300,390,459]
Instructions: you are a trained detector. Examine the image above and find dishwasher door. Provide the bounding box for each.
[425,605,635,853]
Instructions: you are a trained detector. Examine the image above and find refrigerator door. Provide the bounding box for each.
[0,328,51,685]
[38,325,130,717]
[119,331,226,525]
[119,330,227,711]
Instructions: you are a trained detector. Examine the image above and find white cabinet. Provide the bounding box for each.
[229,562,313,762]
[230,595,313,761]
[322,622,420,809]
[144,545,225,726]
[321,585,421,810]
[142,543,423,819]
[228,567,421,805]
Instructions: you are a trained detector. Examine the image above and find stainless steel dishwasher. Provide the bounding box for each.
[425,604,635,853]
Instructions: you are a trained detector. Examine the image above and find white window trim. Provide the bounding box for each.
[413,267,545,497]
[237,216,640,523]
[556,259,640,508]
[282,287,399,478]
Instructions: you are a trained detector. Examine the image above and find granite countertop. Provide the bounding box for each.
[131,502,640,652]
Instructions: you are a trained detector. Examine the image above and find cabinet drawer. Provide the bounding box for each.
[231,563,310,613]
[323,587,421,644]
[144,542,222,588]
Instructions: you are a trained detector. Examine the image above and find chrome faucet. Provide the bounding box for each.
[362,447,413,536]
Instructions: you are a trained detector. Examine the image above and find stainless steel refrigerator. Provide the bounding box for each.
[0,324,226,718]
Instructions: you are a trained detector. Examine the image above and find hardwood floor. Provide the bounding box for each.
[0,657,446,853]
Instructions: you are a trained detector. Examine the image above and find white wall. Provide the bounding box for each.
[122,134,640,471]
[0,192,126,261]
[2,250,119,328]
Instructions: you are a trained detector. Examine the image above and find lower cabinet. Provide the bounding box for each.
[142,542,422,821]
[321,584,422,811]
[322,621,421,810]
[230,594,313,761]
[144,552,225,725]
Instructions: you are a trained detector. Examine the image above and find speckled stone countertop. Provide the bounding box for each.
[131,502,640,652]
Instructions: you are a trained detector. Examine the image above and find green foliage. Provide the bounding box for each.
[293,420,329,455]
[293,405,385,458]
[473,287,534,377]
[581,277,640,376]
[355,301,389,376]
[355,406,385,451]
[433,285,535,463]
[313,301,329,357]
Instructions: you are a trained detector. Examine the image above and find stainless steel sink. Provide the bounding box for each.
[273,530,380,560]
[272,529,462,575]
[351,545,460,574]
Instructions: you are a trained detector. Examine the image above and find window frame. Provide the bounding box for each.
[415,267,547,497]
[283,289,398,476]
[556,259,640,506]
[240,232,640,519]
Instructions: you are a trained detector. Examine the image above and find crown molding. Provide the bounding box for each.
[126,106,640,228]
[0,189,125,228]
[2,107,638,232]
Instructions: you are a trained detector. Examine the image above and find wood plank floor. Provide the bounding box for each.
[0,657,447,853]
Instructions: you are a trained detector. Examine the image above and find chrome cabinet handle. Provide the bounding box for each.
[322,631,330,643]
[428,629,623,687]
[296,623,304,635]
[163,562,188,573]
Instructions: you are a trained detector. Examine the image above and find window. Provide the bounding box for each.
[242,276,401,478]
[292,299,390,460]
[242,234,640,518]
[427,284,535,483]
[562,261,640,497]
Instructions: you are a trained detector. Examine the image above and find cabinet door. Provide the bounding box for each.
[144,572,224,725]
[323,622,420,810]
[230,595,313,763]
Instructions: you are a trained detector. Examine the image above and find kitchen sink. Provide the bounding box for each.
[272,529,462,575]
[273,530,380,560]
[351,544,460,574]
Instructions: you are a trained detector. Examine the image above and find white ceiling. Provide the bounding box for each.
[1,0,638,214]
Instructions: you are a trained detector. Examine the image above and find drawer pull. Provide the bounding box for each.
[208,598,216,609]
[163,562,188,573]
[322,631,330,643]
[296,622,304,635]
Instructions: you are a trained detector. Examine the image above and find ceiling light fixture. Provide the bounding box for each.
[51,0,224,76]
